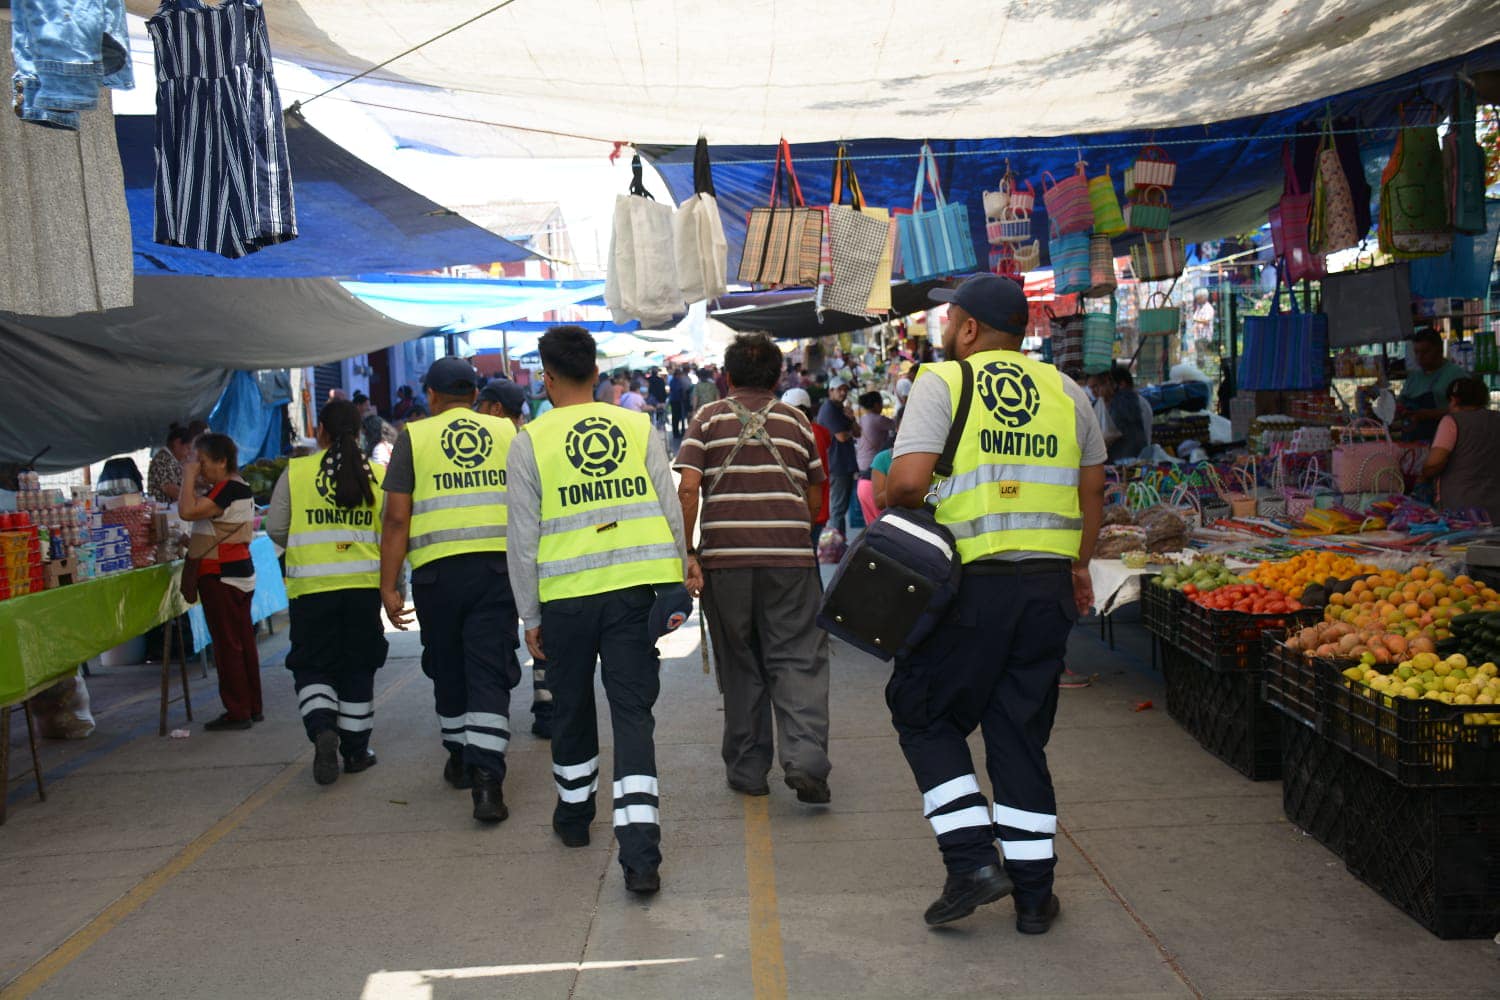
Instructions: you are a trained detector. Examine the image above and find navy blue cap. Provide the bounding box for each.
[650,583,694,639]
[423,357,481,394]
[477,379,527,416]
[929,274,1029,336]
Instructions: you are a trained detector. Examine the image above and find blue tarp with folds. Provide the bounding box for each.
[641,42,1500,275]
[116,112,533,278]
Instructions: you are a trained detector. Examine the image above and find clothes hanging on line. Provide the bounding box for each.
[148,0,298,259]
[7,0,134,131]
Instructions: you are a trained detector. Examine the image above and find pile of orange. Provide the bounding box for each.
[1325,567,1500,640]
[1245,550,1379,600]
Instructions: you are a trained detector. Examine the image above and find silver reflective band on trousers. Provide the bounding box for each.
[946,512,1083,540]
[408,524,508,551]
[285,528,379,548]
[940,464,1080,496]
[536,543,681,580]
[541,500,663,536]
[285,559,382,578]
[411,491,508,516]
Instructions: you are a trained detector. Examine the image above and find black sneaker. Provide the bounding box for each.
[624,867,661,895]
[443,750,473,789]
[1015,894,1061,935]
[471,771,508,823]
[727,778,770,797]
[204,714,253,732]
[553,821,590,848]
[312,730,340,786]
[923,864,1014,926]
[344,750,378,774]
[783,769,831,804]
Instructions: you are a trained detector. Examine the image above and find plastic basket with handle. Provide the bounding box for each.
[1131,144,1178,189]
[1137,291,1179,335]
[1124,187,1172,232]
[1013,239,1040,272]
[1042,161,1093,236]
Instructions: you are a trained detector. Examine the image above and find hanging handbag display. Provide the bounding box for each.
[1236,264,1328,391]
[1013,239,1041,273]
[1124,187,1171,233]
[1051,230,1091,295]
[1269,142,1325,283]
[605,153,685,326]
[1082,296,1116,374]
[738,139,825,287]
[1127,145,1177,193]
[1331,419,1404,493]
[1129,233,1185,282]
[816,361,973,662]
[1042,160,1093,236]
[1088,165,1126,236]
[1379,118,1453,259]
[1446,78,1487,235]
[1310,115,1360,254]
[819,145,894,318]
[1321,261,1412,347]
[1089,233,1117,295]
[1050,314,1084,373]
[673,138,730,305]
[1137,291,1179,335]
[896,143,977,281]
[1136,333,1168,386]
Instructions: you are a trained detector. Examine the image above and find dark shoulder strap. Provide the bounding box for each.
[934,359,974,480]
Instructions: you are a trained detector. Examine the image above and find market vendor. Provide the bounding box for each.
[1418,377,1500,521]
[1396,328,1469,442]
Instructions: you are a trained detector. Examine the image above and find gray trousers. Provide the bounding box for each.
[701,566,832,784]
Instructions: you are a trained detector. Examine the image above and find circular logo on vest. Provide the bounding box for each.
[977,360,1042,429]
[440,417,494,470]
[314,462,339,504]
[565,416,628,478]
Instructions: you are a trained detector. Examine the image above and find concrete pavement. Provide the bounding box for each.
[2,611,1497,998]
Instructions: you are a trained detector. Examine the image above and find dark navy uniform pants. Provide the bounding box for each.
[541,584,661,874]
[886,562,1076,908]
[286,588,389,759]
[411,553,522,782]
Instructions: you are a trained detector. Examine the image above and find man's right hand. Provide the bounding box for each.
[382,588,413,630]
[525,627,545,662]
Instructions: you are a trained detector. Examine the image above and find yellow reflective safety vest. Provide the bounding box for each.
[527,403,683,603]
[928,350,1084,563]
[284,452,384,599]
[406,408,513,568]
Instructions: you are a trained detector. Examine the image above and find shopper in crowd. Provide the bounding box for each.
[362,414,397,465]
[265,400,386,784]
[816,380,859,536]
[1399,328,1470,442]
[530,378,554,421]
[595,371,618,405]
[392,385,426,421]
[646,368,668,429]
[677,333,832,805]
[148,423,193,502]
[351,391,376,419]
[380,356,519,824]
[179,433,260,732]
[783,388,831,548]
[617,377,647,413]
[1420,377,1500,521]
[669,367,693,440]
[691,367,721,412]
[856,390,894,476]
[506,325,693,895]
[1105,367,1148,463]
[476,378,529,430]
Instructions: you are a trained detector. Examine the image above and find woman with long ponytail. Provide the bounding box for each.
[265,400,389,785]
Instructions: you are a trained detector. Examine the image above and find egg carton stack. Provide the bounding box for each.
[90,523,134,576]
[99,502,158,572]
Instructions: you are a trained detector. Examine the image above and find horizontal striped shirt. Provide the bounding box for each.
[675,391,825,570]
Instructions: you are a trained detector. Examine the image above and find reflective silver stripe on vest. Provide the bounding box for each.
[286,528,379,548]
[540,500,662,537]
[942,464,1080,496]
[411,491,508,516]
[409,524,508,551]
[946,512,1083,540]
[286,559,382,578]
[537,543,681,580]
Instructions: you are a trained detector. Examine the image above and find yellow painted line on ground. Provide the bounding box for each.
[742,795,789,1000]
[1,668,419,999]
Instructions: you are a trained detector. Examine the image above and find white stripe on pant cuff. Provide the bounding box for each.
[553,758,599,780]
[337,700,373,715]
[467,731,509,752]
[922,774,981,815]
[993,804,1057,834]
[613,775,659,798]
[556,780,598,803]
[298,684,337,703]
[1000,838,1054,861]
[439,714,465,730]
[613,804,659,826]
[466,711,508,730]
[337,716,374,732]
[299,696,337,717]
[929,805,992,837]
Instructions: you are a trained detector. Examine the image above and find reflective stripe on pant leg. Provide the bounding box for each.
[465,711,510,753]
[994,803,1056,862]
[612,773,660,828]
[554,756,600,803]
[439,713,467,749]
[337,700,374,732]
[298,683,338,717]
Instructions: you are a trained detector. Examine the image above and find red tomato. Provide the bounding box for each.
[1182,584,1198,596]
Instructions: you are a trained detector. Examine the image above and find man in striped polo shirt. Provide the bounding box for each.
[675,332,833,804]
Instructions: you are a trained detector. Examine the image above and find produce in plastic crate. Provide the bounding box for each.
[1244,550,1378,600]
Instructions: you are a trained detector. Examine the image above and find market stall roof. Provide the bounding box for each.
[115,113,534,277]
[123,1,1500,157]
[339,274,607,334]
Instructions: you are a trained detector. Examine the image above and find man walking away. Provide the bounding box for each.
[816,380,858,538]
[676,333,832,804]
[885,275,1105,932]
[379,357,520,824]
[507,326,696,895]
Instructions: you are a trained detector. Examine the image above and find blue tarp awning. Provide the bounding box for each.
[117,112,534,278]
[340,273,609,333]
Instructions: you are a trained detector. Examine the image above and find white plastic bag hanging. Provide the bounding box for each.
[605,153,684,327]
[673,138,729,304]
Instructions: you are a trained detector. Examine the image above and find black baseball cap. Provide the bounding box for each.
[649,583,694,639]
[477,379,527,416]
[929,274,1029,336]
[423,357,481,394]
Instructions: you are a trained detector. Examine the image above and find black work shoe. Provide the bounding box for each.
[204,714,253,732]
[1015,894,1061,935]
[471,772,508,823]
[251,713,265,723]
[443,750,473,789]
[727,778,770,797]
[923,864,1014,926]
[784,769,831,804]
[623,867,661,895]
[312,729,340,786]
[343,750,378,774]
[553,821,590,848]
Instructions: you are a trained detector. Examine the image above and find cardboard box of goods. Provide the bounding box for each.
[44,558,76,589]
[100,493,144,511]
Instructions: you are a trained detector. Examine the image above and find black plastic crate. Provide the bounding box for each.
[1162,644,1282,780]
[1278,718,1345,851]
[1179,600,1319,672]
[1324,673,1500,787]
[1262,638,1322,729]
[1142,578,1183,643]
[1341,754,1500,939]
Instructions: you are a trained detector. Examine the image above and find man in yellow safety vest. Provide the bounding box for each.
[505,326,697,896]
[380,356,519,824]
[885,275,1106,932]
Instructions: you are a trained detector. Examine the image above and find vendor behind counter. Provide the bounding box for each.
[1397,327,1469,442]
